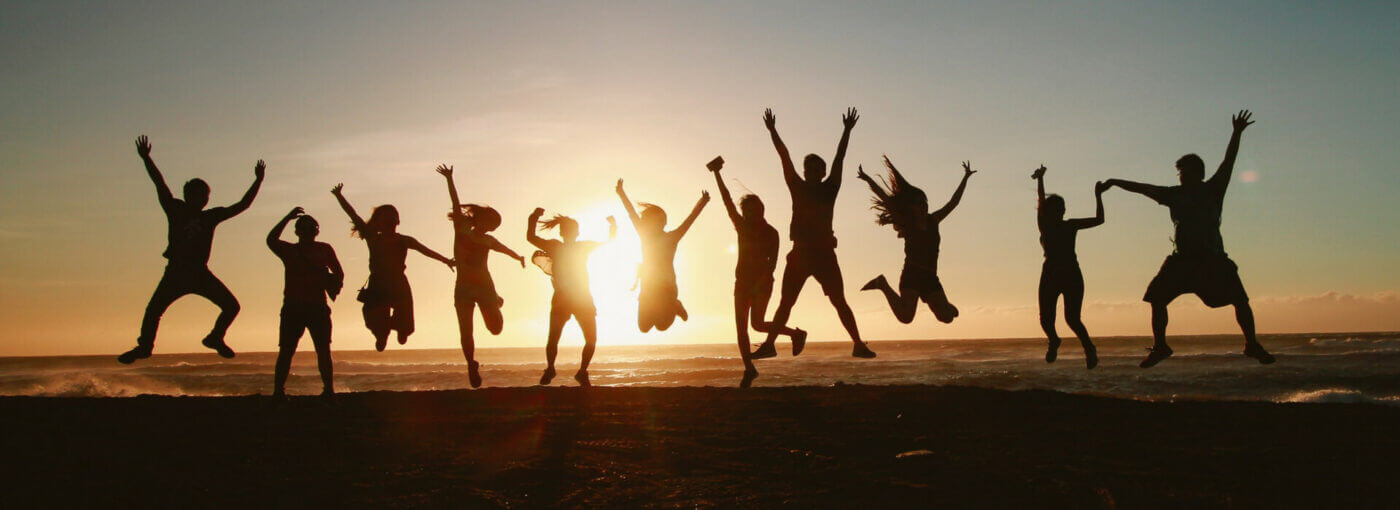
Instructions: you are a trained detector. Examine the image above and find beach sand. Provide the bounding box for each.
[3,386,1397,508]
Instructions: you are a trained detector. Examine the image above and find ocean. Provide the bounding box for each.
[3,332,1398,404]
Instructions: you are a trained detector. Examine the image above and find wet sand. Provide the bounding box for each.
[3,386,1398,508]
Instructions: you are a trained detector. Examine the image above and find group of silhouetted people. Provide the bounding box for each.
[116,108,1275,395]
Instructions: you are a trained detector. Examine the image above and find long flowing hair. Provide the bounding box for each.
[869,156,928,227]
[539,214,577,232]
[352,204,398,239]
[448,204,502,231]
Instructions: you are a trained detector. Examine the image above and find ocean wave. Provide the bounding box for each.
[1276,388,1400,406]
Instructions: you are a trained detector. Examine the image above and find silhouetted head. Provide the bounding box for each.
[451,204,502,233]
[541,214,579,241]
[871,166,928,234]
[183,179,210,210]
[1176,153,1205,184]
[803,154,826,182]
[294,215,320,241]
[637,203,667,234]
[739,194,765,222]
[354,205,399,238]
[1039,194,1066,223]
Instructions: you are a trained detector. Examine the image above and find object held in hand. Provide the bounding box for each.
[707,156,724,172]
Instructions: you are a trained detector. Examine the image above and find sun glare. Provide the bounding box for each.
[575,205,648,345]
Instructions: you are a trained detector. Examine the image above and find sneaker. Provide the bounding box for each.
[573,370,591,387]
[1244,343,1276,365]
[539,367,556,385]
[1046,337,1061,363]
[1139,345,1174,368]
[852,342,877,359]
[1084,344,1098,370]
[740,368,758,389]
[792,329,808,356]
[117,344,152,365]
[374,335,388,352]
[750,342,777,359]
[468,360,483,389]
[860,275,887,292]
[201,336,235,359]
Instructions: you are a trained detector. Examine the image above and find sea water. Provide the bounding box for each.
[2,332,1398,404]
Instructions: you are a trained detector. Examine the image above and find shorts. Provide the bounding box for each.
[456,280,503,309]
[552,290,596,318]
[280,302,331,348]
[1038,260,1084,297]
[784,244,844,296]
[735,276,775,300]
[362,273,414,335]
[1143,253,1249,308]
[899,263,956,322]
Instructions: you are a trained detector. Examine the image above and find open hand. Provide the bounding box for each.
[962,161,976,177]
[699,190,711,203]
[331,183,344,195]
[254,159,266,179]
[435,164,453,177]
[763,108,776,130]
[285,206,305,220]
[135,135,152,157]
[1032,165,1046,179]
[605,216,616,225]
[842,107,860,129]
[1232,109,1254,132]
[615,178,625,194]
[856,165,873,182]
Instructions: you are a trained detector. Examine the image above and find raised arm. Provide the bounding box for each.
[221,159,266,217]
[605,216,617,242]
[673,191,710,239]
[135,135,177,209]
[267,207,303,249]
[330,183,369,233]
[708,157,742,226]
[615,179,642,227]
[404,236,454,270]
[526,207,549,250]
[436,164,462,212]
[1069,182,1108,230]
[763,108,799,187]
[1210,110,1254,190]
[1032,165,1047,207]
[826,107,859,189]
[1103,178,1170,203]
[931,161,976,222]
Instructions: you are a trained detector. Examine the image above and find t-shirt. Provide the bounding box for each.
[162,201,235,266]
[1153,180,1227,256]
[904,221,941,273]
[540,239,601,296]
[270,240,341,305]
[735,220,779,282]
[787,180,839,244]
[452,219,493,288]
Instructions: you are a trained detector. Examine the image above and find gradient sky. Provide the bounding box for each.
[2,1,1398,356]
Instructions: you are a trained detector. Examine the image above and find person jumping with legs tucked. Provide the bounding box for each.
[755,107,875,359]
[615,178,708,332]
[1031,165,1106,369]
[527,208,616,387]
[708,156,806,386]
[436,164,526,388]
[331,184,454,351]
[1103,110,1275,368]
[856,156,973,326]
[119,135,264,364]
[268,207,343,397]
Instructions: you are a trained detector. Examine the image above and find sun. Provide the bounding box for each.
[573,205,648,345]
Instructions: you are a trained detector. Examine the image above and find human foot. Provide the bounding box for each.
[852,342,877,359]
[374,334,388,352]
[539,367,556,385]
[1046,337,1061,363]
[792,329,807,356]
[468,360,483,388]
[1244,343,1276,365]
[1083,343,1098,370]
[860,275,887,292]
[676,301,688,321]
[117,344,151,364]
[1139,345,1173,368]
[201,336,235,359]
[750,342,777,359]
[574,370,591,387]
[740,367,758,388]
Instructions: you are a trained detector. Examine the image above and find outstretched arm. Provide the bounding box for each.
[267,207,303,249]
[605,216,617,242]
[615,179,642,227]
[436,164,462,213]
[1032,165,1047,207]
[763,108,800,187]
[826,107,859,189]
[1070,182,1108,230]
[223,159,266,216]
[932,161,976,222]
[673,191,710,239]
[1211,110,1254,190]
[404,236,454,270]
[708,157,742,226]
[330,183,369,233]
[135,135,177,209]
[1103,178,1170,203]
[525,208,549,250]
[487,237,527,268]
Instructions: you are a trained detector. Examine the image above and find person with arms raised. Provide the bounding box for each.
[615,178,708,333]
[527,207,616,387]
[1030,165,1106,369]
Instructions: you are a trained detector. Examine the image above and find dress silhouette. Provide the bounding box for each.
[118,135,264,364]
[331,183,454,351]
[267,207,344,396]
[437,165,526,388]
[755,108,875,359]
[1103,110,1275,367]
[857,156,973,325]
[527,208,616,387]
[708,156,806,386]
[1031,165,1105,369]
[615,178,708,332]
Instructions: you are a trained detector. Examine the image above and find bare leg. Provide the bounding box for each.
[759,266,807,349]
[480,303,504,336]
[273,346,295,397]
[309,316,334,394]
[1062,280,1096,369]
[194,274,240,358]
[1140,302,1174,368]
[1038,277,1061,363]
[455,301,476,364]
[575,313,598,386]
[1236,302,1275,363]
[865,275,919,324]
[734,297,756,374]
[541,309,566,385]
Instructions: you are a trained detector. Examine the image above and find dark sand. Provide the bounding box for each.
[3,386,1398,508]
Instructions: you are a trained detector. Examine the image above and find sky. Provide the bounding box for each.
[1,1,1397,357]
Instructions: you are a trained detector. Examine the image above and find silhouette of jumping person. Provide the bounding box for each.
[331,183,454,351]
[755,108,876,359]
[436,164,526,388]
[1031,165,1106,369]
[708,156,807,386]
[267,207,344,396]
[857,156,974,325]
[615,178,709,332]
[118,135,264,364]
[527,208,616,387]
[1104,110,1275,368]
